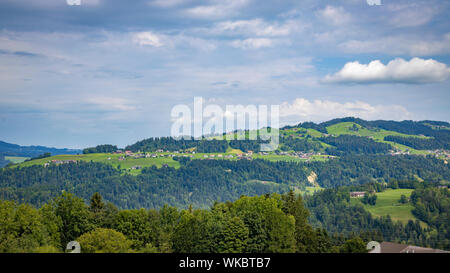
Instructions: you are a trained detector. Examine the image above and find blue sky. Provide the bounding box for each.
[0,0,449,148]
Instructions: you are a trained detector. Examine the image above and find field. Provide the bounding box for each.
[12,150,329,175]
[350,189,418,224]
[326,122,431,154]
[4,156,30,163]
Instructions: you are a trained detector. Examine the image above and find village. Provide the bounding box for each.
[110,149,329,162]
[40,148,447,172]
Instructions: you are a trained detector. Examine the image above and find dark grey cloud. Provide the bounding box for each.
[0,49,43,57]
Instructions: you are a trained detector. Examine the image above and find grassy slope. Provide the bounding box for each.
[12,150,328,175]
[10,121,442,174]
[326,122,431,154]
[350,189,421,225]
[4,156,29,164]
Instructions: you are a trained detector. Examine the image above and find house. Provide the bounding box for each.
[51,160,77,165]
[369,242,448,253]
[130,165,142,170]
[350,191,366,198]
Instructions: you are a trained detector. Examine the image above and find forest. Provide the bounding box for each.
[0,118,449,253]
[0,155,448,208]
[305,184,449,250]
[384,135,450,150]
[83,144,119,154]
[1,183,447,253]
[0,191,372,253]
[320,135,392,155]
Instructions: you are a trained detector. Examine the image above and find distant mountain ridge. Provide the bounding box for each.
[0,140,81,158]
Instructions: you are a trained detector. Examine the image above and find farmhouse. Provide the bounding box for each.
[350,191,366,198]
[51,160,77,165]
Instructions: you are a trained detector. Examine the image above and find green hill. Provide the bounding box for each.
[350,189,417,224]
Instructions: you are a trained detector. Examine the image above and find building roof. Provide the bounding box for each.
[370,242,449,253]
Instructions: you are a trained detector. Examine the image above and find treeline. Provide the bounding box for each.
[196,140,229,153]
[83,144,118,154]
[411,187,449,234]
[125,137,264,153]
[307,155,450,187]
[0,160,309,209]
[92,118,450,154]
[285,117,450,149]
[384,135,450,150]
[125,137,198,152]
[285,122,328,134]
[0,191,369,253]
[280,136,322,152]
[320,135,392,155]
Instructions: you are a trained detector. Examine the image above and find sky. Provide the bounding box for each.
[0,0,449,148]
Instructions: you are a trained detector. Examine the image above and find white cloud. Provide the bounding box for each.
[316,6,351,26]
[213,19,296,37]
[230,38,274,49]
[279,98,412,122]
[184,0,250,19]
[323,58,450,84]
[131,31,216,51]
[132,32,164,47]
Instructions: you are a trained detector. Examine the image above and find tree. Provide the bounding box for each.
[281,190,312,252]
[340,237,367,253]
[229,195,296,253]
[0,200,50,253]
[89,192,118,229]
[218,216,248,253]
[399,195,408,204]
[90,192,104,213]
[45,192,94,249]
[77,228,131,253]
[113,209,156,250]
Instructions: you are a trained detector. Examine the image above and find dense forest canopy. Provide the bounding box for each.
[0,191,380,253]
[0,155,448,209]
[384,135,450,150]
[321,135,392,155]
[83,144,118,154]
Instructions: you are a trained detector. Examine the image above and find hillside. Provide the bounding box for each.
[2,118,449,209]
[350,189,416,224]
[0,140,81,167]
[1,118,449,251]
